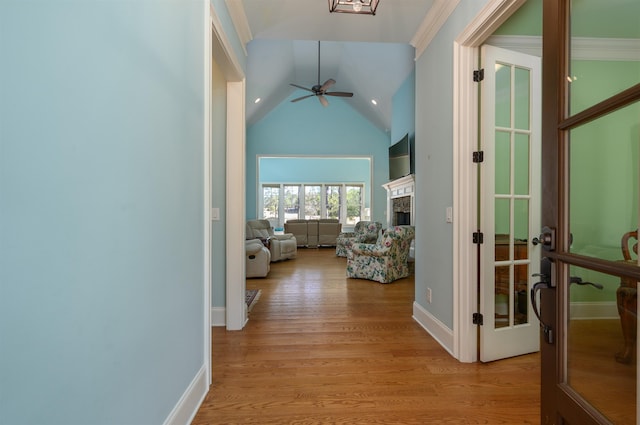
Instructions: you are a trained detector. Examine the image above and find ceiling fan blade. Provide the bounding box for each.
[290,83,314,92]
[291,94,315,103]
[319,79,336,92]
[325,91,354,98]
[318,95,329,107]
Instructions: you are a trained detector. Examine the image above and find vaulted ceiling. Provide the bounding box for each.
[233,0,440,133]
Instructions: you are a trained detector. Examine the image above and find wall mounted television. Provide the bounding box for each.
[388,133,413,181]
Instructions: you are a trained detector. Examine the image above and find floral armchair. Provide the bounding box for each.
[335,221,382,257]
[346,225,415,284]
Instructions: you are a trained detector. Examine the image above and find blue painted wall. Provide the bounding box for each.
[1,1,208,423]
[414,1,492,329]
[391,70,416,146]
[260,157,371,184]
[246,94,389,223]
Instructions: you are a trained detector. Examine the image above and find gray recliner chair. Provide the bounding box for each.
[246,219,297,262]
[245,238,271,278]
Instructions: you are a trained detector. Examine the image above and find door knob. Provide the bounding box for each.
[531,226,556,251]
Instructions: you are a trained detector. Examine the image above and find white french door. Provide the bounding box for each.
[479,45,542,362]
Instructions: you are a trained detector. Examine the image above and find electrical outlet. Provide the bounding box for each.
[426,288,432,303]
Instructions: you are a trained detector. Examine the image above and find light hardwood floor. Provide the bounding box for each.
[192,248,540,424]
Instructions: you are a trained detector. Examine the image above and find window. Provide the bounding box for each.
[325,185,341,220]
[259,183,365,227]
[345,185,362,225]
[283,185,300,222]
[262,185,279,224]
[304,185,321,219]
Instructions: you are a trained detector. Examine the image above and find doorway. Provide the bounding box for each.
[453,0,534,363]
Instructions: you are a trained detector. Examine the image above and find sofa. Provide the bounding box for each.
[284,219,342,247]
[245,238,271,278]
[246,219,297,262]
[284,219,312,247]
[318,219,342,247]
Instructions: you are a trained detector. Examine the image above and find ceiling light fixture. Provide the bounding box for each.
[254,98,261,104]
[371,99,377,105]
[328,0,379,15]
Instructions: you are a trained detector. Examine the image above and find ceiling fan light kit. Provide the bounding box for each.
[328,0,380,15]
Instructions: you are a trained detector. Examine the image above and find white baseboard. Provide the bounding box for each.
[162,364,208,425]
[211,307,226,327]
[570,301,618,320]
[412,301,455,358]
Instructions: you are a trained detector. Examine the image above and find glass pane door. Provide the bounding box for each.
[262,185,280,224]
[565,102,639,424]
[284,185,300,221]
[325,185,341,219]
[304,185,321,219]
[345,185,362,225]
[540,0,640,422]
[480,45,541,362]
[492,61,536,329]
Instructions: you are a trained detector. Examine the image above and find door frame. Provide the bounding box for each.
[209,7,246,330]
[453,0,528,363]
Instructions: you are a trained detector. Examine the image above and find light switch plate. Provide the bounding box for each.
[211,207,220,221]
[446,207,453,223]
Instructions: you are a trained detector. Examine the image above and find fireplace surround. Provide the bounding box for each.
[382,174,414,228]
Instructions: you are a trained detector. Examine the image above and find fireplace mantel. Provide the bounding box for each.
[382,175,415,228]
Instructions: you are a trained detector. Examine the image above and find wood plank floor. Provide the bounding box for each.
[192,248,540,424]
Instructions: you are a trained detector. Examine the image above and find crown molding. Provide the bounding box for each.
[411,0,461,60]
[225,0,252,56]
[486,35,640,61]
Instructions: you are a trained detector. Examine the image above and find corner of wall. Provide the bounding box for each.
[211,307,227,327]
[162,365,209,425]
[412,301,456,358]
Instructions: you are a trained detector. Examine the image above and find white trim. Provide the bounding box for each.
[226,80,247,330]
[224,0,252,56]
[569,302,619,320]
[209,4,246,331]
[211,307,227,327]
[162,365,208,425]
[452,0,528,363]
[202,4,213,388]
[211,5,244,81]
[485,35,542,57]
[382,175,415,229]
[413,302,455,357]
[452,41,479,363]
[412,0,461,59]
[486,35,640,61]
[455,0,527,47]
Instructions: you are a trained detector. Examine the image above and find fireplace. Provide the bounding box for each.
[395,211,411,225]
[392,196,412,225]
[382,175,415,229]
[382,175,416,262]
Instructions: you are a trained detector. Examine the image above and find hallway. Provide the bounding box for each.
[192,248,540,424]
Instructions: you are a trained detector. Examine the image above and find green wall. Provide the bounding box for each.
[569,60,640,302]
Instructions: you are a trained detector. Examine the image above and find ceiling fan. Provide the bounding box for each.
[290,41,354,107]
